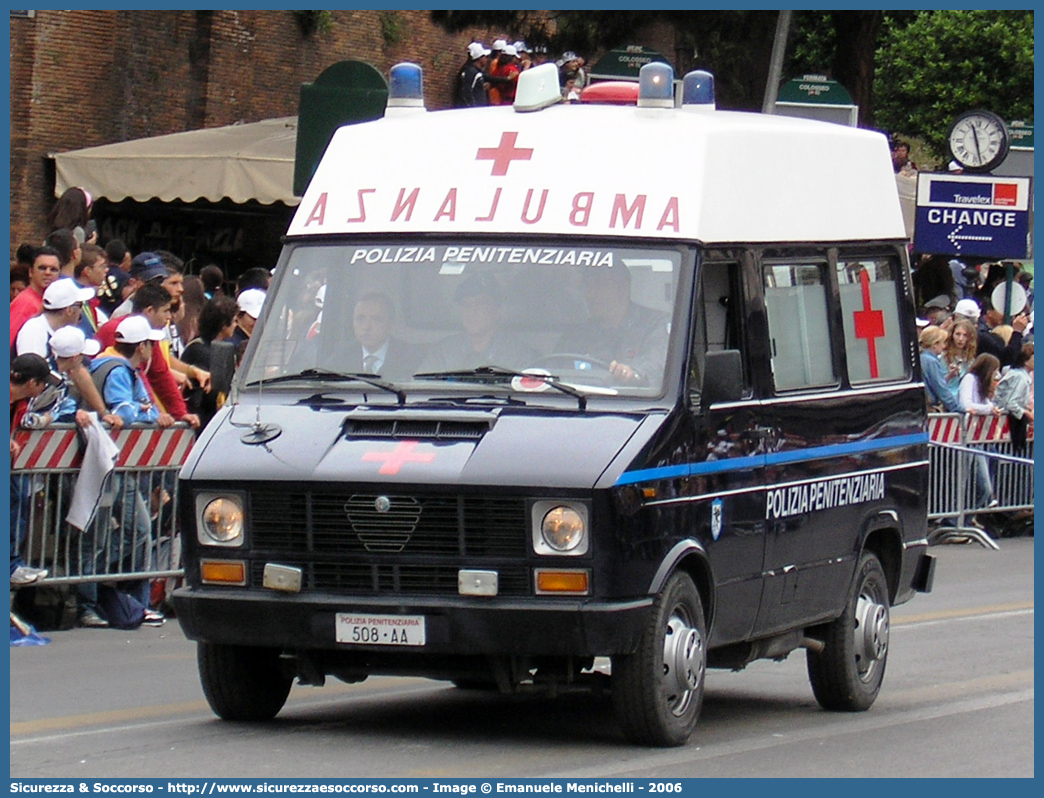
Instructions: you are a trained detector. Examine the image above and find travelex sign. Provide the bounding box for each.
[913,173,1031,259]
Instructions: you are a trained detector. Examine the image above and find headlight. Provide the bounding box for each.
[532,501,589,556]
[198,496,244,546]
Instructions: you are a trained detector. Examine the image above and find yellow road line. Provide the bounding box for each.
[893,600,1033,625]
[10,677,434,738]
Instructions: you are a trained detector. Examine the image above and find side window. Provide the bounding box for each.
[690,260,749,408]
[836,257,907,383]
[763,261,836,391]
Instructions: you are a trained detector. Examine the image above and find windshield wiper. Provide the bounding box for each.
[246,369,406,404]
[414,366,587,411]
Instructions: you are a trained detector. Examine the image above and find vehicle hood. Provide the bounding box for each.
[183,401,669,490]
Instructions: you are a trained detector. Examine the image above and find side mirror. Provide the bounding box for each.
[209,341,236,397]
[702,349,743,407]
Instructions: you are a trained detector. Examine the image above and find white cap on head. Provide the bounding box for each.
[43,278,95,310]
[50,325,101,358]
[467,42,490,60]
[502,44,518,57]
[115,315,165,344]
[237,288,266,319]
[492,39,507,51]
[953,298,981,321]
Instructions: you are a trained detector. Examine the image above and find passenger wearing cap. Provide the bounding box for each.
[94,283,201,429]
[229,288,266,353]
[458,42,490,107]
[14,278,95,359]
[487,43,521,105]
[418,274,536,373]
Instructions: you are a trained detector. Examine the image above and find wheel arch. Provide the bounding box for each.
[860,517,904,605]
[647,539,715,635]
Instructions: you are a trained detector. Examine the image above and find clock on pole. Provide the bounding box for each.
[948,110,1011,173]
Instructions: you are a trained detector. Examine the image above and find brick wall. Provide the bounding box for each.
[9,10,507,258]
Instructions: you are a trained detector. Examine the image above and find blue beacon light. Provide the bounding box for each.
[682,70,715,110]
[388,62,425,108]
[637,62,674,108]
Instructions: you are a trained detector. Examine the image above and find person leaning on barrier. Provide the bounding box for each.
[994,343,1034,452]
[81,316,170,628]
[10,354,60,587]
[919,326,962,413]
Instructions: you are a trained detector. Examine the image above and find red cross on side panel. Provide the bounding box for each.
[853,269,885,378]
[361,440,436,475]
[476,132,533,176]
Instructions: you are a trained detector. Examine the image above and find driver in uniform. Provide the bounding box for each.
[557,265,670,386]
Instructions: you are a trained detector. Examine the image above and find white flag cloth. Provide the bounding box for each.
[66,414,120,531]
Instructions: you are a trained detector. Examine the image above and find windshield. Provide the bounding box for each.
[243,241,684,398]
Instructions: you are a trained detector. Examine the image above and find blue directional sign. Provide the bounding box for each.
[913,173,1031,258]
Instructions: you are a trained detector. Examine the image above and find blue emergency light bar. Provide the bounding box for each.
[388,62,424,108]
[682,70,715,109]
[637,62,674,108]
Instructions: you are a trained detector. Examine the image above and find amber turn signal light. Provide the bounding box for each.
[534,569,590,595]
[200,559,247,586]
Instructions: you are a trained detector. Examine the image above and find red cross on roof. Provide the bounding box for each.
[853,269,886,379]
[361,440,436,475]
[476,132,533,176]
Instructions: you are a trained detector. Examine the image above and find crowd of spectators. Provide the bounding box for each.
[10,186,270,630]
[456,36,587,107]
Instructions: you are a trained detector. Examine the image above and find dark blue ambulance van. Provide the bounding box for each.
[174,64,935,746]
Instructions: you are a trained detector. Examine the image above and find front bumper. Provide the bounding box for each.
[173,588,653,657]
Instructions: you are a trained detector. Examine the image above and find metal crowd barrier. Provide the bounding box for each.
[10,423,195,586]
[927,413,1035,549]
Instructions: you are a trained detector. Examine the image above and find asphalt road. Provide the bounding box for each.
[10,537,1034,778]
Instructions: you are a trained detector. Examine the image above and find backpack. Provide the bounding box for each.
[96,584,146,629]
[90,357,135,399]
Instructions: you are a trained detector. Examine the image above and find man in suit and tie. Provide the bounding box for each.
[352,292,418,379]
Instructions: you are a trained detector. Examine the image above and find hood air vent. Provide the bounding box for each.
[343,418,491,440]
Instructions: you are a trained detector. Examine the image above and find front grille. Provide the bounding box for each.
[247,489,530,597]
[251,492,527,557]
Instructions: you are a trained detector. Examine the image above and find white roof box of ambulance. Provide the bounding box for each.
[289,70,904,245]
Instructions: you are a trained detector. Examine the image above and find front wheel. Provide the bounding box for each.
[806,551,891,711]
[612,572,706,747]
[197,642,293,721]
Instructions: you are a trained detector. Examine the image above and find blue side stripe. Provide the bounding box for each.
[615,432,929,486]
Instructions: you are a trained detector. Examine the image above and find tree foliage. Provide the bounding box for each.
[874,10,1034,161]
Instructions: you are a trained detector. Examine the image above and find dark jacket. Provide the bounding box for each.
[458,61,488,107]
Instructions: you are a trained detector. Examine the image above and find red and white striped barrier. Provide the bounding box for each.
[928,413,1034,445]
[11,425,195,471]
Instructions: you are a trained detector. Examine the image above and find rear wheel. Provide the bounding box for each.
[612,572,706,747]
[807,551,890,711]
[197,642,293,721]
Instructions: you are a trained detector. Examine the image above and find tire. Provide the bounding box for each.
[197,642,293,721]
[612,572,706,747]
[807,551,890,712]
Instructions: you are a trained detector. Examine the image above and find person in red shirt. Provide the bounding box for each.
[94,282,200,430]
[10,246,61,350]
[488,44,521,105]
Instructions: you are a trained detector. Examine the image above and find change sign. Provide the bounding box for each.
[914,174,1031,259]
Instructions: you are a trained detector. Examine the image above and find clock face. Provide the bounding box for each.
[948,110,1010,172]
